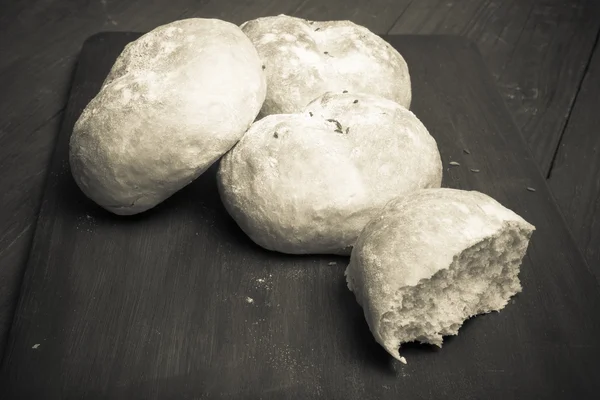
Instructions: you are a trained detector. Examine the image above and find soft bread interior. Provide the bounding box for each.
[381,223,532,362]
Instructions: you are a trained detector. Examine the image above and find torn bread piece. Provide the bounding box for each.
[345,188,535,363]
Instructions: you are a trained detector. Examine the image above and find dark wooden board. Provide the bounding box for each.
[387,0,600,175]
[548,37,600,281]
[3,0,600,364]
[2,32,600,400]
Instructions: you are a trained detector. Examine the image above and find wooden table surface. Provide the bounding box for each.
[0,0,599,364]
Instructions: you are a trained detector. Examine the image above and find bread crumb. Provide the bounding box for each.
[32,344,40,349]
[526,187,536,192]
[245,297,254,304]
[328,262,337,266]
[449,161,460,166]
[254,277,273,290]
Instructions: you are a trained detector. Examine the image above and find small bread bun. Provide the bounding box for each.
[217,92,442,255]
[70,18,266,215]
[240,14,411,117]
[345,188,535,364]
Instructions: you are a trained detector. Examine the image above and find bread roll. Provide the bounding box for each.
[345,188,536,364]
[70,18,266,215]
[240,14,411,117]
[217,92,442,255]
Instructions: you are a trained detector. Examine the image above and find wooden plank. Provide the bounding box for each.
[1,0,599,377]
[0,0,305,361]
[1,32,599,399]
[0,115,63,362]
[548,37,600,281]
[388,0,600,175]
[291,0,411,33]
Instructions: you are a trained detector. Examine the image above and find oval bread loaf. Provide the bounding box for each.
[345,188,536,364]
[240,14,411,117]
[217,92,442,255]
[70,18,267,215]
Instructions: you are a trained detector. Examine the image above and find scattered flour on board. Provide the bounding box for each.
[253,274,273,290]
[264,344,323,394]
[268,344,308,375]
[75,213,98,233]
[243,318,322,393]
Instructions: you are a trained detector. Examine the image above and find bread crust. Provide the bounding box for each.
[241,14,411,117]
[217,93,442,255]
[70,18,266,215]
[345,188,536,360]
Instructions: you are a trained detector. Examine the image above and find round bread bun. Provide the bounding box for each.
[69,18,267,215]
[240,14,411,117]
[345,188,536,364]
[217,92,442,255]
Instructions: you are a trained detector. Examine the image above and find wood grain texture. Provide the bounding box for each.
[1,0,600,378]
[1,33,600,400]
[0,111,63,365]
[388,0,600,175]
[290,0,411,33]
[0,0,307,362]
[548,36,600,281]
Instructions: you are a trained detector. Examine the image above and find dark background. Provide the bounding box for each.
[0,0,599,367]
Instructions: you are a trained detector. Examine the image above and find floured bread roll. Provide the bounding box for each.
[345,188,536,364]
[240,14,411,117]
[217,92,442,255]
[70,18,266,215]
